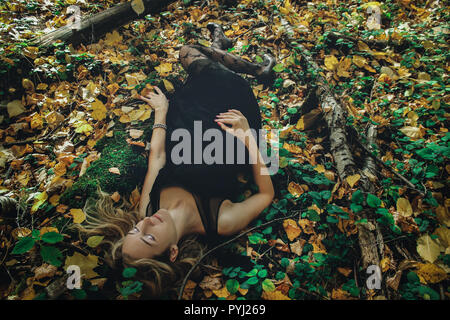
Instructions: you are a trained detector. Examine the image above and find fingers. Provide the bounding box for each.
[228,109,243,116]
[138,95,152,104]
[215,118,237,125]
[154,86,163,94]
[216,121,231,133]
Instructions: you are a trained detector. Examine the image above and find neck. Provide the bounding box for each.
[166,199,202,241]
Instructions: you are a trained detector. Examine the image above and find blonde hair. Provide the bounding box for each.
[74,186,204,299]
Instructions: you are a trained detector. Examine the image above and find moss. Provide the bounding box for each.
[60,121,152,208]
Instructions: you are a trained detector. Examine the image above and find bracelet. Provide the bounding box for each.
[152,123,167,130]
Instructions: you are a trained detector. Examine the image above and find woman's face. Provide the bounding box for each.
[122,209,178,261]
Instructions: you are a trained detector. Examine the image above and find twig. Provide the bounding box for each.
[177,211,301,300]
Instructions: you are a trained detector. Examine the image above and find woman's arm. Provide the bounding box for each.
[137,87,169,218]
[215,110,275,236]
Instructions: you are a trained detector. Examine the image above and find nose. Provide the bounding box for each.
[143,216,155,226]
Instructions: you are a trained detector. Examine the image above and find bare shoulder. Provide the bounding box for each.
[217,199,240,236]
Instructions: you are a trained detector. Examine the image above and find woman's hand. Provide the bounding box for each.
[215,109,252,144]
[138,86,169,116]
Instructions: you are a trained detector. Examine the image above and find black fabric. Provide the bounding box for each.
[148,58,262,240]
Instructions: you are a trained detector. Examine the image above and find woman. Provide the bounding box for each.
[81,23,276,297]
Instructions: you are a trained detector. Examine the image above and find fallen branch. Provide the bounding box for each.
[326,31,411,52]
[32,0,177,47]
[280,18,383,285]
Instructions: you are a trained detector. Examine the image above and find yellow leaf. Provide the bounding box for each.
[399,126,424,140]
[435,205,450,227]
[91,99,107,121]
[346,174,360,188]
[212,286,230,298]
[130,0,145,15]
[104,30,123,46]
[162,79,174,93]
[64,252,99,279]
[31,192,48,214]
[54,162,66,177]
[417,235,442,263]
[155,63,173,76]
[22,78,34,91]
[86,235,104,248]
[70,208,86,224]
[415,263,448,284]
[337,57,352,78]
[74,122,93,135]
[287,182,304,198]
[7,100,26,118]
[324,55,339,71]
[40,227,59,235]
[357,41,371,52]
[352,55,368,68]
[283,219,301,241]
[314,164,325,173]
[396,197,413,217]
[261,290,291,300]
[433,227,450,248]
[11,227,32,240]
[295,116,304,130]
[380,257,390,272]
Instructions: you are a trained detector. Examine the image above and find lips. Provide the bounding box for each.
[153,214,163,223]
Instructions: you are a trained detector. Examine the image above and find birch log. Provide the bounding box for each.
[33,0,177,47]
[280,18,382,272]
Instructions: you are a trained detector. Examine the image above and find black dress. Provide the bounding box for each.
[146,58,262,241]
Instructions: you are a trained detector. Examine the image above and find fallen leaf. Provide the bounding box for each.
[324,55,339,71]
[129,129,144,139]
[70,208,86,224]
[64,251,99,279]
[415,263,447,284]
[110,191,121,203]
[86,235,104,248]
[346,174,361,188]
[283,219,302,241]
[7,100,26,118]
[416,235,442,263]
[287,181,304,197]
[396,197,413,217]
[108,167,121,175]
[262,289,291,300]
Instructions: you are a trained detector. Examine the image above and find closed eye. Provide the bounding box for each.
[128,226,139,234]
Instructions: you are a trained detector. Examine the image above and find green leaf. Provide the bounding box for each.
[272,63,284,72]
[226,279,239,295]
[366,193,381,208]
[86,235,104,248]
[40,246,63,267]
[255,55,264,64]
[287,107,298,114]
[257,269,268,278]
[41,232,64,244]
[351,190,364,204]
[246,268,258,277]
[122,267,137,279]
[262,279,276,292]
[120,280,143,297]
[70,289,87,300]
[12,237,35,254]
[246,277,259,285]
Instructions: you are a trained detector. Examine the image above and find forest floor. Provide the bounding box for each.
[0,0,448,300]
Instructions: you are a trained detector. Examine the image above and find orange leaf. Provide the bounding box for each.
[283,219,301,241]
